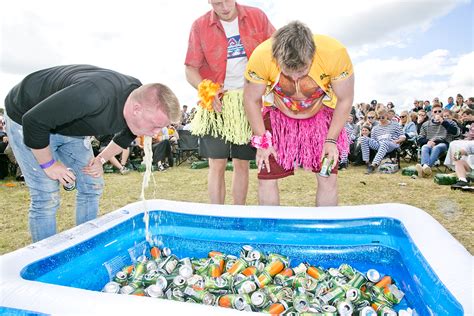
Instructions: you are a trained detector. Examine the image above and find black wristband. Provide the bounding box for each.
[325,138,337,144]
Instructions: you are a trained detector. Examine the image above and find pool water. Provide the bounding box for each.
[21,210,462,315]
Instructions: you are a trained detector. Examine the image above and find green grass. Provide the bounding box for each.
[0,162,472,255]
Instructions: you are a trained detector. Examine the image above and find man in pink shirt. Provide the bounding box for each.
[185,0,274,205]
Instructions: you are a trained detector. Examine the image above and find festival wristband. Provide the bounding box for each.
[97,156,107,165]
[325,138,337,145]
[39,159,56,169]
[251,130,272,149]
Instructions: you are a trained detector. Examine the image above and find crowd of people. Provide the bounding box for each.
[345,96,473,189]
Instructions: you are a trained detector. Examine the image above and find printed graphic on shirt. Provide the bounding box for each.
[227,35,246,59]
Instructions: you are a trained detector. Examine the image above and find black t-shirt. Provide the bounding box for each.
[4,64,142,149]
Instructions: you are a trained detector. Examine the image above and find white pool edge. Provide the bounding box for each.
[0,201,472,315]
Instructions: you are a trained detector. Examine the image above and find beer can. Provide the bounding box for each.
[292,263,307,275]
[321,304,337,313]
[254,271,273,288]
[155,275,168,291]
[113,271,128,286]
[159,254,179,274]
[130,262,147,281]
[339,264,356,279]
[218,294,247,310]
[264,259,285,276]
[63,168,76,191]
[346,287,371,303]
[227,258,248,276]
[336,300,354,316]
[234,279,257,294]
[145,284,164,298]
[102,281,121,294]
[251,290,270,308]
[293,289,310,313]
[348,272,368,289]
[366,269,381,283]
[146,260,158,272]
[142,270,159,287]
[208,250,224,258]
[150,246,161,260]
[454,150,462,160]
[160,247,171,257]
[320,286,346,305]
[240,245,254,259]
[319,157,334,177]
[267,253,290,267]
[357,306,377,316]
[248,249,265,261]
[242,266,258,277]
[307,266,327,280]
[178,264,193,279]
[262,300,288,315]
[119,283,138,295]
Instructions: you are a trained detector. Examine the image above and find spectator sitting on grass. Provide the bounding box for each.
[97,135,130,175]
[459,109,473,135]
[360,109,404,174]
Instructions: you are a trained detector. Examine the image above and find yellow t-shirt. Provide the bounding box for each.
[245,34,353,109]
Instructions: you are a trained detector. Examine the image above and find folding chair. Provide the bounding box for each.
[176,130,200,166]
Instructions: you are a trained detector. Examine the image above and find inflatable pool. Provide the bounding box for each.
[0,200,471,315]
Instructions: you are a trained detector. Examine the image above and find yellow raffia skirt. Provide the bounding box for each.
[190,90,252,145]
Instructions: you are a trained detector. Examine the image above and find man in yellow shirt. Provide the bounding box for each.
[244,21,354,206]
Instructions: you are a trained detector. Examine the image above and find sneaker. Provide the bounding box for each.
[365,164,375,174]
[338,162,348,170]
[415,164,423,177]
[157,164,166,172]
[453,180,469,187]
[119,166,130,175]
[422,164,432,177]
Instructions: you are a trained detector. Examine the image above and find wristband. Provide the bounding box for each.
[39,158,56,169]
[97,156,107,165]
[325,138,337,144]
[251,130,273,149]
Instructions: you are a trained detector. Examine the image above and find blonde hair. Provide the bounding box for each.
[272,21,315,71]
[131,83,181,124]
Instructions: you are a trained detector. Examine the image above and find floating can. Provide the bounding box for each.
[346,287,371,303]
[242,266,258,277]
[320,286,346,305]
[366,269,381,283]
[145,284,164,298]
[357,306,377,316]
[184,287,216,305]
[255,271,273,288]
[159,255,179,274]
[348,272,368,289]
[251,290,270,309]
[102,281,121,294]
[336,300,354,315]
[161,247,172,257]
[150,247,161,260]
[119,283,138,295]
[292,263,307,275]
[204,276,230,290]
[248,249,265,261]
[264,259,285,276]
[208,250,224,258]
[227,258,248,276]
[113,271,128,286]
[130,262,147,281]
[339,264,356,279]
[218,294,247,310]
[293,289,310,313]
[307,266,326,280]
[240,245,254,259]
[262,300,288,314]
[234,279,257,294]
[178,264,193,279]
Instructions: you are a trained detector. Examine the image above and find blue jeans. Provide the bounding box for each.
[421,143,448,167]
[5,114,104,242]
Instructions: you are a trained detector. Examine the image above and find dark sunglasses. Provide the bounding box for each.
[433,110,442,114]
[367,116,375,119]
[400,115,407,118]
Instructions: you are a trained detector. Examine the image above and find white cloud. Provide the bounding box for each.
[355,50,474,110]
[0,0,471,112]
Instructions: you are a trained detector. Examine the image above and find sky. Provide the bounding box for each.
[0,0,473,112]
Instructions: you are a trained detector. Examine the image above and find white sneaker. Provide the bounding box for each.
[119,166,130,175]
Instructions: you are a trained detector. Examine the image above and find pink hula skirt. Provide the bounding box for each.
[266,106,349,171]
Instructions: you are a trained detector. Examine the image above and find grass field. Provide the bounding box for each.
[0,162,472,255]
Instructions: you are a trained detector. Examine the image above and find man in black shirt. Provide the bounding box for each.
[4,65,180,242]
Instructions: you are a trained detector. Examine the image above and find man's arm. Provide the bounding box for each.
[185,65,202,90]
[243,80,266,136]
